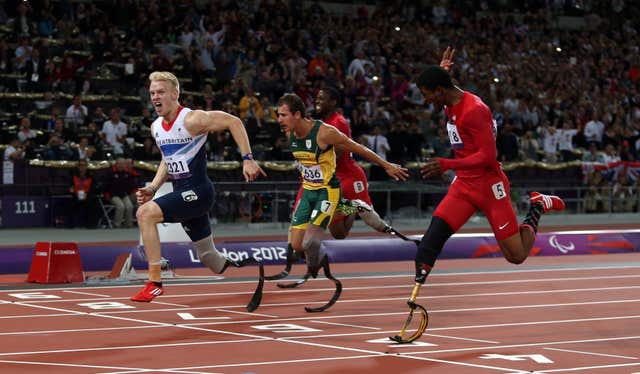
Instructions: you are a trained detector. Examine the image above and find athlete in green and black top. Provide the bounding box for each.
[290,119,341,231]
[277,93,409,275]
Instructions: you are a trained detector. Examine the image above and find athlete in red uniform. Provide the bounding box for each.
[413,52,565,284]
[315,86,399,238]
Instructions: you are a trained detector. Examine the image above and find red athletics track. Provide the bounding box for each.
[0,253,639,373]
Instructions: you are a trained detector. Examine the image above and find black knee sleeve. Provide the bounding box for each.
[415,216,454,283]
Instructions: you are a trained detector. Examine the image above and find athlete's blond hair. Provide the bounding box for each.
[149,71,180,93]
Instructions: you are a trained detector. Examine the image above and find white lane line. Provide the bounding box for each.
[63,290,110,297]
[543,347,638,360]
[0,359,188,373]
[150,301,190,307]
[0,264,638,293]
[180,299,640,327]
[286,315,640,340]
[0,313,78,319]
[2,312,638,340]
[170,354,381,369]
[534,362,640,373]
[0,338,263,357]
[310,320,382,330]
[402,335,640,355]
[423,333,499,344]
[12,278,640,305]
[215,308,278,318]
[0,325,162,336]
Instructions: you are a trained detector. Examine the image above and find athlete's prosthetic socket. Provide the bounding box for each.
[414,216,454,284]
[193,236,228,273]
[358,209,388,232]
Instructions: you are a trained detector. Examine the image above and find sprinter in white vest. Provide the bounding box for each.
[132,71,265,302]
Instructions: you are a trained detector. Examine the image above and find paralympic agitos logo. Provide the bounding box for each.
[548,235,575,254]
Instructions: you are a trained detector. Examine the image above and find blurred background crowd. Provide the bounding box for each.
[1,0,639,227]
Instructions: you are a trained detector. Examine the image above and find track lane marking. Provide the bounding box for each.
[543,347,638,360]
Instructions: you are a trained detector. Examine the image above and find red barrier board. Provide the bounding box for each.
[27,242,84,283]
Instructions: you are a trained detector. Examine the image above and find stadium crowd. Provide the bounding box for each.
[1,0,639,220]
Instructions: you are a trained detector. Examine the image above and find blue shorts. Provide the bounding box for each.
[154,181,214,242]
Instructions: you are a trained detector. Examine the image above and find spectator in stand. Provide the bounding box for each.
[238,87,263,139]
[386,122,409,164]
[365,125,391,180]
[602,144,621,164]
[4,137,25,163]
[519,130,540,161]
[104,158,136,228]
[65,95,88,130]
[43,134,74,160]
[91,106,109,127]
[133,136,161,161]
[67,159,98,228]
[558,119,579,162]
[584,170,611,213]
[24,46,46,92]
[73,136,95,161]
[612,172,636,212]
[101,107,128,156]
[582,143,605,163]
[406,121,426,162]
[583,111,605,149]
[538,124,559,163]
[497,123,519,162]
[430,126,452,158]
[17,116,37,143]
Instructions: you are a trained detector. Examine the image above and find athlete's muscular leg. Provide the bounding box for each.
[329,213,356,239]
[136,201,164,282]
[498,228,534,265]
[497,203,544,264]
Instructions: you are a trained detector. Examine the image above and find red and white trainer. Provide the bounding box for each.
[530,192,565,213]
[131,281,163,302]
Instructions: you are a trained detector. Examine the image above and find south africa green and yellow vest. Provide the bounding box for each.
[290,120,340,190]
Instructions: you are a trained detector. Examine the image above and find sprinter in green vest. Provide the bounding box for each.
[276,93,408,311]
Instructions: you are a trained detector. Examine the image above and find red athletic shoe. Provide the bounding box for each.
[131,281,163,302]
[530,192,565,213]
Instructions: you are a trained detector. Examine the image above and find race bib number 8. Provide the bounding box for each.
[302,165,324,183]
[447,122,463,149]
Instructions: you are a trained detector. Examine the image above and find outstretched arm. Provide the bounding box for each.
[184,110,266,181]
[318,125,409,181]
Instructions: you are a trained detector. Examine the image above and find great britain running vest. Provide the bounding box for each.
[152,106,209,186]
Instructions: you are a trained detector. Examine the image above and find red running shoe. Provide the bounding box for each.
[530,192,565,213]
[131,281,163,302]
